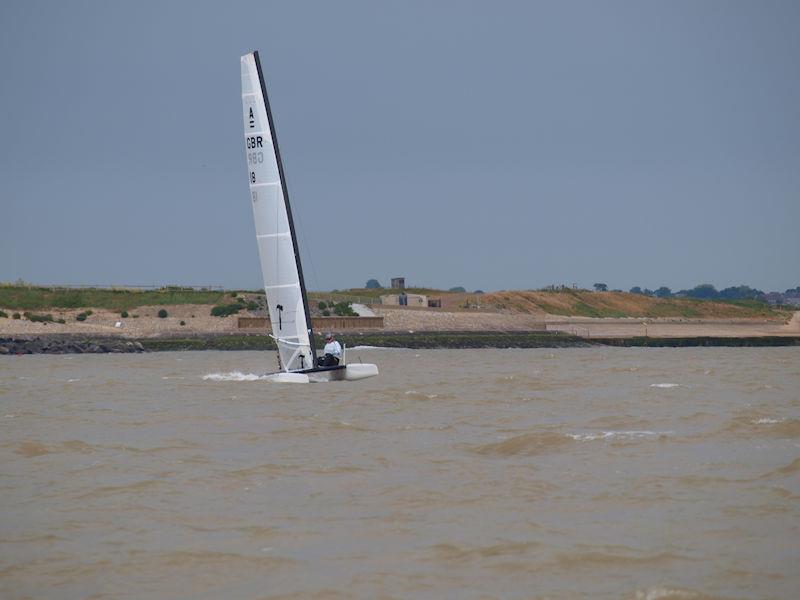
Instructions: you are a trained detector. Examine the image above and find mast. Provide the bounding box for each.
[252,51,318,365]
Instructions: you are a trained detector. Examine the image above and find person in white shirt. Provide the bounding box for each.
[319,332,342,366]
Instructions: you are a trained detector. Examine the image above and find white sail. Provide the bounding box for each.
[241,52,314,371]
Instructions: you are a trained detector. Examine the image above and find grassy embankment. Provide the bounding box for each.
[327,287,791,319]
[136,332,800,351]
[137,331,587,351]
[594,336,800,347]
[477,290,790,319]
[0,285,389,313]
[2,332,797,352]
[0,285,226,311]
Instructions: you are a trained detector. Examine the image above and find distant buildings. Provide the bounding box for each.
[766,291,800,307]
[380,292,428,307]
[380,275,442,307]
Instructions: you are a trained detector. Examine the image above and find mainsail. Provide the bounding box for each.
[241,51,316,371]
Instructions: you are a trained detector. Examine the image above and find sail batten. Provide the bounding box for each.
[264,283,301,290]
[241,51,316,371]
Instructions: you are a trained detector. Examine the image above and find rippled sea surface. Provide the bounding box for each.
[1,348,799,599]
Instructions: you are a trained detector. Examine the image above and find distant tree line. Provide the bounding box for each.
[583,282,799,304]
[629,286,674,298]
[364,279,797,304]
[626,283,798,302]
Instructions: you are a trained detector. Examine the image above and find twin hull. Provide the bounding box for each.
[267,363,379,384]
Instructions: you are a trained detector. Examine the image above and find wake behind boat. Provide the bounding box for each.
[240,51,378,383]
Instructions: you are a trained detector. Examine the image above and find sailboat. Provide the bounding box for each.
[240,51,378,383]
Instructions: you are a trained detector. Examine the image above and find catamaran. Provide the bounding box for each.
[241,51,378,383]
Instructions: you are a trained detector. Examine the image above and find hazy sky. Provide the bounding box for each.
[1,1,798,292]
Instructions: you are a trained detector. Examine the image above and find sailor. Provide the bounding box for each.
[319,332,342,367]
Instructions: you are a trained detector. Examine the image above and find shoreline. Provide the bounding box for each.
[3,331,799,355]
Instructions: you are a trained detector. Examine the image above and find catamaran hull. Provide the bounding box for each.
[264,363,379,383]
[306,363,379,383]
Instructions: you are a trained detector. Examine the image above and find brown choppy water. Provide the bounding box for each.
[1,347,799,599]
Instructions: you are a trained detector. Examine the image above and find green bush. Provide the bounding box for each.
[322,309,331,316]
[12,312,21,319]
[333,302,357,317]
[318,301,327,310]
[158,309,168,318]
[0,310,7,318]
[76,310,92,321]
[57,318,66,324]
[179,320,186,326]
[120,310,129,318]
[245,301,259,311]
[25,312,55,323]
[210,303,242,317]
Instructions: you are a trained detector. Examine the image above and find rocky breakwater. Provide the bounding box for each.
[0,337,146,355]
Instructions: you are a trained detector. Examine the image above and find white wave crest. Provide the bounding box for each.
[752,417,784,424]
[350,345,406,350]
[405,390,439,399]
[635,587,702,600]
[202,371,268,382]
[650,383,681,388]
[569,430,672,442]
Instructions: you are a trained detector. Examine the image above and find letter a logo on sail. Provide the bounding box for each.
[249,107,255,128]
